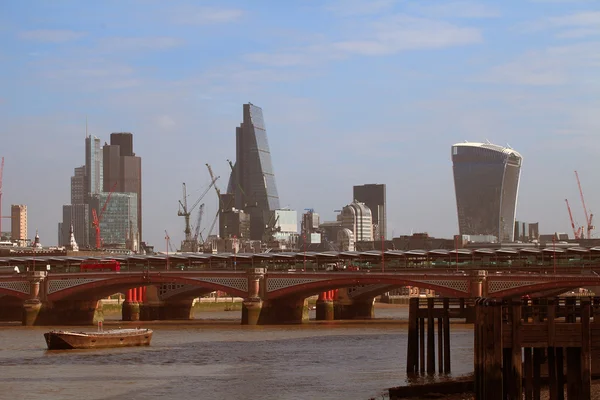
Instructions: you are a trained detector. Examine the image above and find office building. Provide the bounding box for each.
[451,142,522,242]
[220,208,251,240]
[85,135,103,201]
[89,192,138,248]
[71,166,86,204]
[353,183,387,240]
[228,103,281,240]
[10,204,27,246]
[341,201,373,242]
[103,132,142,241]
[60,204,89,248]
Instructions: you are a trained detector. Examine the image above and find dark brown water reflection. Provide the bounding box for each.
[0,306,474,400]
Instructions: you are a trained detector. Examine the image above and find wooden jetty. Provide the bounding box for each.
[475,297,598,400]
[406,297,474,375]
[399,296,600,400]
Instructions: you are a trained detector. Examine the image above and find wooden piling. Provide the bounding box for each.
[437,317,443,373]
[443,298,451,373]
[581,299,591,400]
[419,315,425,374]
[406,297,419,374]
[509,300,522,400]
[427,298,435,375]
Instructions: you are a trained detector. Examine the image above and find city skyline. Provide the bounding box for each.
[1,1,599,250]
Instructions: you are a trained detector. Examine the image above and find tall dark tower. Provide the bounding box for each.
[103,132,142,242]
[228,103,280,240]
[451,142,522,242]
[353,184,387,240]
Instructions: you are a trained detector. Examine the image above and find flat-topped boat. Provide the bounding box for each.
[44,328,153,350]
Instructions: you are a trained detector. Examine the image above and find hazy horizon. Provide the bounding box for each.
[1,0,599,251]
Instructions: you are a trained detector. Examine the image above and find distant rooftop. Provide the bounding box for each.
[452,142,522,159]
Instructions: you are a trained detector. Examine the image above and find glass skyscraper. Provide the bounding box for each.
[85,135,103,200]
[451,142,522,242]
[228,103,280,240]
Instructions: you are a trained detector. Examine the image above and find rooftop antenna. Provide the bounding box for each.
[485,138,491,144]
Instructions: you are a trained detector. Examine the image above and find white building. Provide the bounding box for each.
[341,201,373,242]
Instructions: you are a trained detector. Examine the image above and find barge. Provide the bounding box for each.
[44,328,153,350]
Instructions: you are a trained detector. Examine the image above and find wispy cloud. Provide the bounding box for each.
[171,7,244,25]
[324,0,397,16]
[245,14,482,66]
[19,29,87,43]
[97,37,184,52]
[524,11,600,38]
[410,1,501,19]
[478,42,600,85]
[332,15,482,55]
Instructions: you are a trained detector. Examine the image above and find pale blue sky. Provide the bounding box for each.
[1,0,599,249]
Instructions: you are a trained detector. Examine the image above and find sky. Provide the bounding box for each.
[1,0,599,250]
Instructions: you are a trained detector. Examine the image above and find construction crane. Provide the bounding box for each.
[575,170,594,239]
[92,181,118,249]
[205,163,223,239]
[164,230,175,253]
[178,178,218,242]
[565,199,583,240]
[193,203,205,243]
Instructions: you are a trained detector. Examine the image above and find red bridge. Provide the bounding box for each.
[2,262,600,325]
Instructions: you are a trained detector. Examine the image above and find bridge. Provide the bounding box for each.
[2,259,600,325]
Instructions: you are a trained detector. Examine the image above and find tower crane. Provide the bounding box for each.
[565,199,583,240]
[193,203,205,243]
[92,181,118,249]
[575,171,594,239]
[205,163,223,239]
[178,178,218,242]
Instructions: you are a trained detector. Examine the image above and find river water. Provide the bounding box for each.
[0,306,474,400]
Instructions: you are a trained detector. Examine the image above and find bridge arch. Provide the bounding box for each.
[266,276,469,300]
[47,275,247,303]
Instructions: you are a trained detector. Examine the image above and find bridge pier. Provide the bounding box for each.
[332,288,375,320]
[251,298,310,324]
[334,299,375,320]
[122,289,141,321]
[139,285,163,321]
[315,292,334,321]
[22,271,47,326]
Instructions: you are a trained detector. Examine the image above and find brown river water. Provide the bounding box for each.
[0,305,474,400]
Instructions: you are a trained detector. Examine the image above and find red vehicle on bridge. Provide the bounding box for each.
[80,259,121,272]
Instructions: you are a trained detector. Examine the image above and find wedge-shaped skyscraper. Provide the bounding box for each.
[451,142,522,242]
[228,103,280,240]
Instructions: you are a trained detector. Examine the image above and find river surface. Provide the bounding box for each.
[0,306,474,400]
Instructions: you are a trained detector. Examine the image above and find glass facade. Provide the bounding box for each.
[90,192,138,247]
[85,135,103,198]
[231,103,281,240]
[452,143,522,242]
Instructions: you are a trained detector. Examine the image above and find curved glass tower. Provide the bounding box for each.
[229,103,280,240]
[451,142,522,242]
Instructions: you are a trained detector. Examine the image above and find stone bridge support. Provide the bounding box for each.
[22,271,47,326]
[333,288,375,320]
[242,268,266,325]
[315,291,335,321]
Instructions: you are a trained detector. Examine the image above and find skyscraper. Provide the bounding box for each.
[228,103,280,240]
[451,142,522,242]
[85,135,103,201]
[10,204,27,246]
[103,132,142,242]
[71,166,86,205]
[353,184,387,240]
